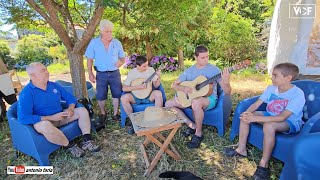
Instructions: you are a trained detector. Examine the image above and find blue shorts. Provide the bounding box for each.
[96,70,122,100]
[262,111,303,134]
[205,95,218,111]
[132,93,152,104]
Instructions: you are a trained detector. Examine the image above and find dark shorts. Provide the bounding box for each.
[262,111,302,134]
[96,70,122,100]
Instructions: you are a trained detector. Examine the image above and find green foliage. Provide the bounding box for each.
[0,40,15,69]
[208,8,259,65]
[49,45,68,64]
[15,34,53,65]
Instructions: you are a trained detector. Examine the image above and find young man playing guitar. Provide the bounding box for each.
[165,46,231,149]
[121,55,163,133]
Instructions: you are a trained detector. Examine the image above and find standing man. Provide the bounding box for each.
[85,19,125,122]
[165,45,231,149]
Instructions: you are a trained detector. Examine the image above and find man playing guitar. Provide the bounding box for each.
[121,55,163,133]
[165,46,231,149]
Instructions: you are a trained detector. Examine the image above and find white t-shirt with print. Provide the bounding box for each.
[259,85,305,125]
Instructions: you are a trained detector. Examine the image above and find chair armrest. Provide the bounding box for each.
[229,95,259,141]
[7,117,39,150]
[299,112,320,135]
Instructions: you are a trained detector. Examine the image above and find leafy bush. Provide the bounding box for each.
[15,34,53,65]
[124,54,179,72]
[208,8,259,65]
[49,45,68,63]
[0,40,15,69]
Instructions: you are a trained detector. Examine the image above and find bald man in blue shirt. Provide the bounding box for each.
[18,62,100,158]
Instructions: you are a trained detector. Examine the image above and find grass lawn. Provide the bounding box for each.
[0,61,285,180]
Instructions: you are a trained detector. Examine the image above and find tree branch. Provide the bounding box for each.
[73,1,104,54]
[28,0,73,50]
[72,0,90,25]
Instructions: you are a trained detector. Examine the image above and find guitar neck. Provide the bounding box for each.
[197,67,234,89]
[144,71,157,83]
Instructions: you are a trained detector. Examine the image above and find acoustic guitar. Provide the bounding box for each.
[176,60,251,107]
[131,64,165,99]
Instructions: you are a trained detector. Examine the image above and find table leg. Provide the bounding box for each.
[144,127,180,176]
[155,133,181,159]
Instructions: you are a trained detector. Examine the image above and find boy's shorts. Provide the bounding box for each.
[132,93,152,104]
[262,111,303,134]
[205,95,218,111]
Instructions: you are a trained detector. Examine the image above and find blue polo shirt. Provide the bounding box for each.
[85,37,125,71]
[17,81,77,125]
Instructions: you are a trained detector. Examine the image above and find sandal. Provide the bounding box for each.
[223,147,247,158]
[181,127,196,137]
[187,134,204,149]
[81,140,101,152]
[68,144,85,158]
[252,166,270,180]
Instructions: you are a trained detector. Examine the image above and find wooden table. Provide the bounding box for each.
[130,107,185,176]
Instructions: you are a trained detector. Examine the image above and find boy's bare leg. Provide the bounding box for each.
[120,93,136,117]
[191,97,210,136]
[149,90,163,107]
[236,111,265,156]
[260,121,289,167]
[165,99,195,129]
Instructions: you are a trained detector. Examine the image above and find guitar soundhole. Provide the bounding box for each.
[195,84,201,91]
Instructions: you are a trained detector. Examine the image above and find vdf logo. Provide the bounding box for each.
[289,4,316,18]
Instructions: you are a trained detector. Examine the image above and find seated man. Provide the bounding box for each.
[224,63,305,180]
[18,62,100,158]
[165,46,231,149]
[121,55,163,133]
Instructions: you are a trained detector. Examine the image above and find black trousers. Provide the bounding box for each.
[0,91,17,122]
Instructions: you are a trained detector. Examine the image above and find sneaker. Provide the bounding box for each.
[252,166,270,180]
[127,126,135,135]
[181,127,196,137]
[99,114,107,122]
[81,140,101,152]
[125,117,132,126]
[187,134,204,149]
[113,114,121,121]
[223,147,247,158]
[68,144,85,158]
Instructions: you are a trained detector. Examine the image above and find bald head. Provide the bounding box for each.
[26,62,44,76]
[26,62,49,85]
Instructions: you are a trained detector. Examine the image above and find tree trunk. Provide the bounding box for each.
[67,51,88,99]
[146,36,153,61]
[178,49,185,70]
[0,57,9,75]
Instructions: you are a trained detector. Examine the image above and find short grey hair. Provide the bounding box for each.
[99,19,114,32]
[26,62,43,76]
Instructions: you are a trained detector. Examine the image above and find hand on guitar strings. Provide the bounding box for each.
[183,86,193,94]
[221,67,231,83]
[136,83,147,90]
[155,71,161,81]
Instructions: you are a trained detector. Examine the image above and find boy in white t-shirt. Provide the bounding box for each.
[121,56,163,133]
[224,63,305,180]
